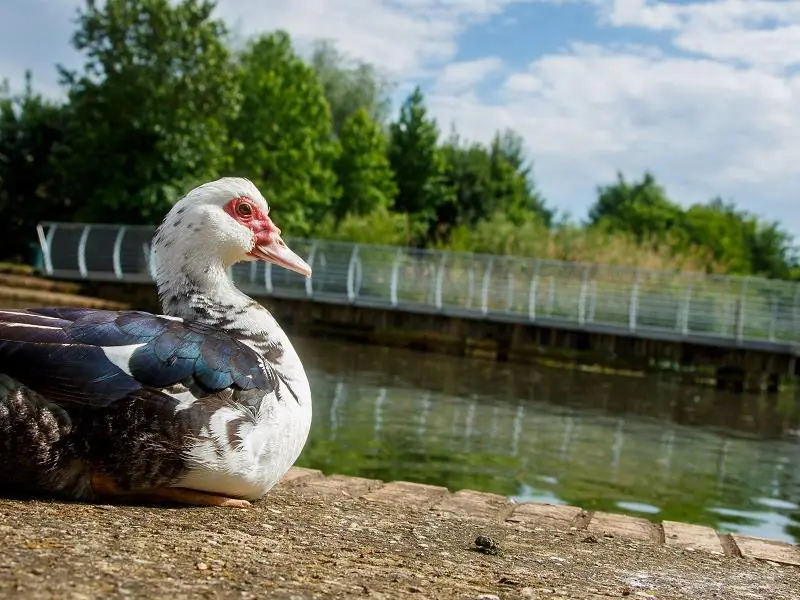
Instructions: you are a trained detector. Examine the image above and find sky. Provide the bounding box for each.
[2,0,799,236]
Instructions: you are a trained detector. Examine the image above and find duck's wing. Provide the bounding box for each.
[0,307,278,409]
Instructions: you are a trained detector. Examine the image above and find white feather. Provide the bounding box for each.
[101,343,146,377]
[0,310,61,320]
[1,322,60,330]
[164,390,197,412]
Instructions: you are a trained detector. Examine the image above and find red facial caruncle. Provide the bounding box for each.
[223,196,278,247]
[222,196,312,278]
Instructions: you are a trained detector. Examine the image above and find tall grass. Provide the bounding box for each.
[314,211,728,274]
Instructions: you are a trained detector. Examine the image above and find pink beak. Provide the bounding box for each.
[250,237,312,278]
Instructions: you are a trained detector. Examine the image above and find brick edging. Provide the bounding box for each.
[279,467,800,568]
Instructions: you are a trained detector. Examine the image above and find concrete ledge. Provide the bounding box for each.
[283,468,798,568]
[1,467,798,599]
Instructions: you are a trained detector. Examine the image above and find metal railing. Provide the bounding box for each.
[36,221,800,353]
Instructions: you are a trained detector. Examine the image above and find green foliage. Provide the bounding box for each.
[333,108,397,222]
[315,207,414,246]
[588,172,798,278]
[388,87,453,244]
[59,0,238,223]
[489,130,552,225]
[0,7,796,280]
[589,171,683,241]
[0,76,72,261]
[682,199,796,279]
[310,40,393,136]
[436,128,552,242]
[228,31,339,235]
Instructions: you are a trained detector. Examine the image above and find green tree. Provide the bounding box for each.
[436,128,551,242]
[59,0,238,223]
[388,87,451,244]
[0,75,72,261]
[333,107,397,222]
[683,199,796,278]
[229,31,339,235]
[310,40,393,137]
[489,129,552,225]
[589,171,684,242]
[438,132,494,234]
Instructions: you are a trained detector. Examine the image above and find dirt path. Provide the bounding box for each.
[0,469,797,600]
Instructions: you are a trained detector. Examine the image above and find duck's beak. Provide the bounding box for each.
[250,236,312,278]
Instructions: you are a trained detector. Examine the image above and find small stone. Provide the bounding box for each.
[476,595,500,600]
[408,586,422,593]
[195,562,209,571]
[474,535,503,556]
[583,534,599,543]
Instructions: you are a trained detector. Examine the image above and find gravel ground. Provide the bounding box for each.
[0,482,797,600]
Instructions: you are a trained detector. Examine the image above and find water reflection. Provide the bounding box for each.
[293,337,800,544]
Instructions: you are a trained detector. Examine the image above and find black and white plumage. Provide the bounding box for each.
[0,178,313,508]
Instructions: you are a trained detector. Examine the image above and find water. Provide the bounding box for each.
[292,337,800,544]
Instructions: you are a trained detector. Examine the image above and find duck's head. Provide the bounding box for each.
[156,177,312,278]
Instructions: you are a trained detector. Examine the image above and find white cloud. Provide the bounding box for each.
[436,57,504,92]
[429,43,800,222]
[604,0,800,71]
[2,0,800,234]
[213,0,529,78]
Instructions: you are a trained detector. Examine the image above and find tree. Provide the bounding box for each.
[438,132,494,235]
[489,129,552,225]
[387,87,451,244]
[228,31,339,235]
[683,199,796,278]
[333,108,397,222]
[0,75,72,261]
[589,171,683,242]
[58,0,239,223]
[310,40,394,137]
[435,128,551,243]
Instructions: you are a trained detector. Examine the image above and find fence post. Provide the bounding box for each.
[77,225,92,279]
[346,244,361,303]
[305,240,319,298]
[527,259,541,321]
[769,296,777,342]
[481,257,494,315]
[36,223,57,275]
[111,226,127,279]
[578,265,590,325]
[389,249,402,307]
[679,282,693,335]
[794,283,800,341]
[735,278,747,343]
[628,270,641,331]
[434,253,447,310]
[147,241,157,281]
[505,262,516,313]
[466,261,476,309]
[264,263,273,294]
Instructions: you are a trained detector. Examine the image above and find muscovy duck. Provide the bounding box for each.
[0,177,313,508]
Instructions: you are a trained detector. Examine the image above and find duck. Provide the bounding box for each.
[0,177,313,508]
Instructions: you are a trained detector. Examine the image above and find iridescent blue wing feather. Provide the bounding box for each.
[0,308,273,409]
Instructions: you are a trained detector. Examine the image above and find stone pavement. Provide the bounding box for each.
[0,467,797,599]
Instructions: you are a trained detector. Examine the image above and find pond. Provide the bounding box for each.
[293,336,800,544]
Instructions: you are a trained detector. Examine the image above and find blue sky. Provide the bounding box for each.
[2,1,800,237]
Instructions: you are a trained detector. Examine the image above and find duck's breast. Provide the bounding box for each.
[172,380,312,500]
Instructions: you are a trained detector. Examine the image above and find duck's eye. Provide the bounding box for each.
[236,202,253,218]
